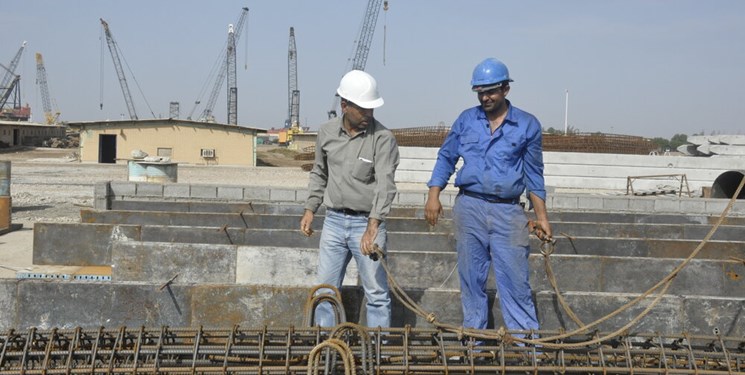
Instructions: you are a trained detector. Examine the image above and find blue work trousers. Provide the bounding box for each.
[453,193,539,331]
[315,210,391,328]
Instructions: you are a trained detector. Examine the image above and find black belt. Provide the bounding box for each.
[329,207,370,216]
[460,190,520,205]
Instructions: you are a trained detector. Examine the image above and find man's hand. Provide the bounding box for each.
[529,219,553,242]
[300,210,314,237]
[425,187,444,226]
[360,219,380,255]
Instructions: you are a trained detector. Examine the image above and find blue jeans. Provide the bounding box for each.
[315,210,391,328]
[453,193,539,331]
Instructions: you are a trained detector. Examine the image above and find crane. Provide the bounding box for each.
[100,18,139,120]
[0,41,26,103]
[35,53,60,125]
[327,0,386,119]
[189,7,249,123]
[287,27,299,129]
[226,24,237,125]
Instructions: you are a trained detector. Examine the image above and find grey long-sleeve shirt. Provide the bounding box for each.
[304,116,400,221]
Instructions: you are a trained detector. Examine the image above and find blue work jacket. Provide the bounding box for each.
[427,101,547,202]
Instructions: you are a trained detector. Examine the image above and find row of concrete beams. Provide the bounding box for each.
[0,326,742,374]
[32,224,744,300]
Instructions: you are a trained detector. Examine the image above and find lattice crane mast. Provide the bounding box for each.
[226,24,237,125]
[35,53,60,124]
[287,27,299,129]
[100,19,139,120]
[190,7,249,123]
[327,0,385,119]
[0,42,26,100]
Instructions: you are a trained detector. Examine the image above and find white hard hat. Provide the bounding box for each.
[336,70,384,109]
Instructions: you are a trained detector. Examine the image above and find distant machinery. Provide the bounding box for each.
[100,19,155,120]
[188,7,249,123]
[35,53,60,125]
[100,19,138,120]
[0,41,30,121]
[287,27,299,129]
[327,0,387,119]
[169,101,179,119]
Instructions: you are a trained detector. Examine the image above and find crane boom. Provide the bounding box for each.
[287,27,299,128]
[196,7,249,122]
[327,0,384,119]
[351,0,384,71]
[0,41,27,102]
[100,18,138,120]
[35,53,59,124]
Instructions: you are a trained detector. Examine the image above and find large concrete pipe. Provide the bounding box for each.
[711,170,745,199]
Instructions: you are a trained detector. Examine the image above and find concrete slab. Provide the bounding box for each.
[33,223,141,266]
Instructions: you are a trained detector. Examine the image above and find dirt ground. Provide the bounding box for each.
[1,145,314,225]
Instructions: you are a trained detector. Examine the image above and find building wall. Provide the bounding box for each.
[0,123,66,147]
[79,122,257,166]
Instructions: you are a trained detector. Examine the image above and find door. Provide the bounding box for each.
[98,134,117,163]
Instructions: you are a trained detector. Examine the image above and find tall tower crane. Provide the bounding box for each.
[0,41,27,110]
[100,19,138,120]
[35,53,60,124]
[327,0,386,119]
[226,24,238,125]
[287,27,299,129]
[189,7,249,123]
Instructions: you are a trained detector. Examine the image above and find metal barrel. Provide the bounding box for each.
[0,160,9,196]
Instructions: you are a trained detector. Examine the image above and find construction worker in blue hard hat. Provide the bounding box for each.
[301,70,400,329]
[425,57,552,334]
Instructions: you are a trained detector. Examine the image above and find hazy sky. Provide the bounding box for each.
[2,1,744,139]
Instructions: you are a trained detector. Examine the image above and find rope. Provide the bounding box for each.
[370,174,745,350]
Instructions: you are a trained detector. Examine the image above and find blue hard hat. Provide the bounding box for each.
[470,58,513,88]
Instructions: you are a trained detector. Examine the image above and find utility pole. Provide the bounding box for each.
[564,89,569,135]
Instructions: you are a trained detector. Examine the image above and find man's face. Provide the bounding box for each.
[342,101,374,131]
[476,85,509,113]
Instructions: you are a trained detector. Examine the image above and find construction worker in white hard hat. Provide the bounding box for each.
[425,58,552,334]
[301,70,400,328]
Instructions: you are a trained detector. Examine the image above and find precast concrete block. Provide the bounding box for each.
[269,189,297,202]
[576,196,604,211]
[628,198,655,212]
[600,257,676,294]
[190,285,309,327]
[653,199,681,214]
[33,223,141,266]
[142,225,248,245]
[236,246,319,286]
[705,200,730,216]
[396,192,425,206]
[135,183,164,197]
[217,186,244,200]
[16,281,114,330]
[296,189,309,203]
[386,251,460,290]
[678,200,707,215]
[110,181,136,197]
[390,288,470,328]
[163,184,190,198]
[94,182,112,210]
[603,197,630,212]
[551,196,579,210]
[244,186,271,201]
[682,296,745,336]
[112,241,236,284]
[529,255,599,293]
[108,283,192,328]
[535,291,683,333]
[191,185,218,199]
[0,281,17,330]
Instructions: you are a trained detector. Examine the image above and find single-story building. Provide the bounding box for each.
[68,119,265,166]
[0,120,66,147]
